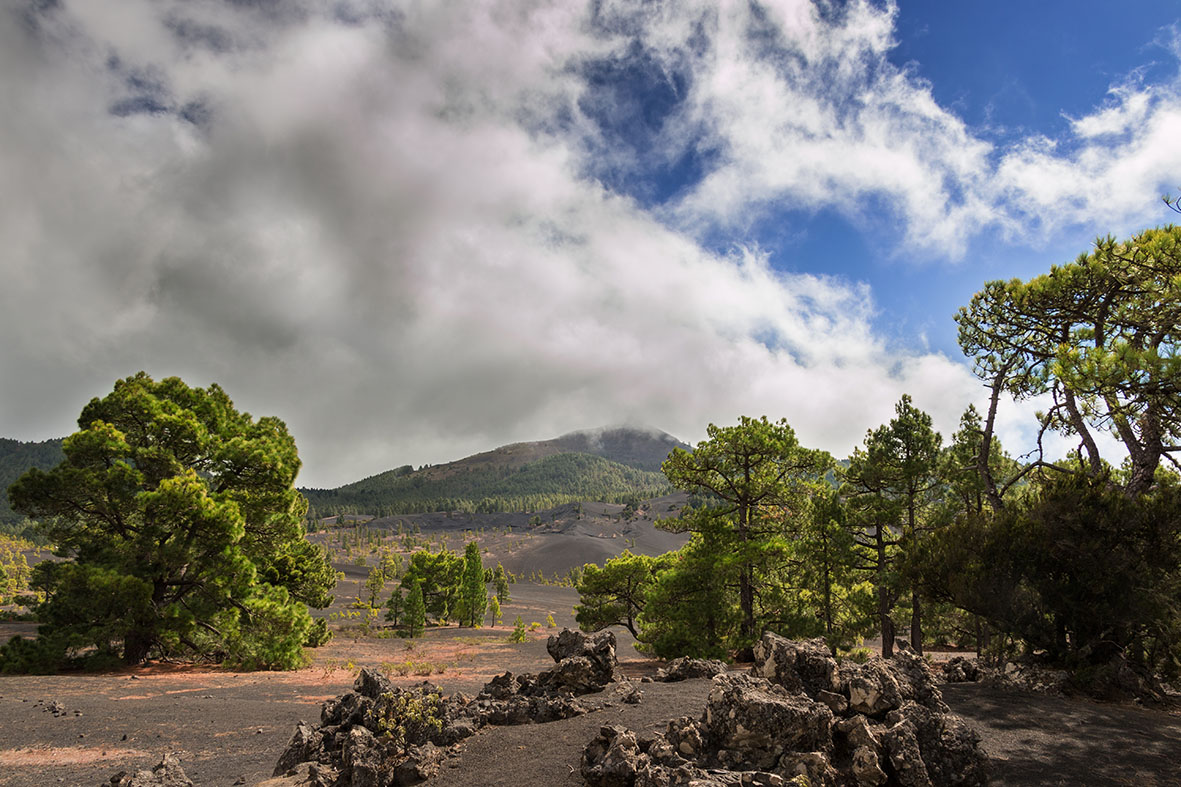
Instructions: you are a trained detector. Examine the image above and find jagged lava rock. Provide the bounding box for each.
[704,672,833,771]
[108,753,194,787]
[581,632,990,787]
[655,656,728,682]
[547,628,619,685]
[751,634,839,697]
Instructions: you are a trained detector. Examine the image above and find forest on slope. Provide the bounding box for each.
[302,450,673,517]
[0,437,63,528]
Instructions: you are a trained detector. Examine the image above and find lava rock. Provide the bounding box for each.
[655,657,728,682]
[108,753,194,787]
[751,634,839,697]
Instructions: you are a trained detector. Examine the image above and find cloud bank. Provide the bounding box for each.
[1,1,1177,485]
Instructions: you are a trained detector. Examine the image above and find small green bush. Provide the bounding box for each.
[509,615,528,643]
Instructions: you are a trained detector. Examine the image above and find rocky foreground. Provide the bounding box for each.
[110,630,988,787]
[583,634,988,786]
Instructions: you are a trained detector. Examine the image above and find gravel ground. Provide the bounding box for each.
[2,583,1180,786]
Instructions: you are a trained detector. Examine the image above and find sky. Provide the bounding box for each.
[2,0,1180,488]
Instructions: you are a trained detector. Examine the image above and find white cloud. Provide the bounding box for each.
[0,0,1173,485]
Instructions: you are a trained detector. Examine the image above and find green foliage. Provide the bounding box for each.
[922,475,1181,681]
[785,489,876,652]
[456,541,487,627]
[385,587,405,626]
[305,617,331,647]
[493,562,511,605]
[400,548,462,622]
[0,535,34,605]
[637,528,738,659]
[3,373,334,671]
[841,395,941,657]
[956,226,1181,496]
[376,689,443,753]
[303,452,673,517]
[509,615,527,642]
[404,581,426,638]
[661,416,832,652]
[0,437,63,528]
[363,564,388,608]
[545,613,556,628]
[574,550,668,638]
[487,596,501,628]
[223,584,312,670]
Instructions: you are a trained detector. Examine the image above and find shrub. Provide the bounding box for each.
[509,616,528,643]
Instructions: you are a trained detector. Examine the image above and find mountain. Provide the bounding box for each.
[301,426,690,517]
[0,437,65,527]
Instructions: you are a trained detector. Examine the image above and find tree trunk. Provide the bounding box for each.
[879,590,895,659]
[738,565,756,660]
[122,629,153,665]
[910,587,923,655]
[737,502,756,660]
[876,527,893,658]
[822,550,835,656]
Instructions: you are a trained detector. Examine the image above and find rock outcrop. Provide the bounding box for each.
[582,633,988,787]
[272,629,620,786]
[107,753,194,787]
[940,656,981,684]
[654,657,728,682]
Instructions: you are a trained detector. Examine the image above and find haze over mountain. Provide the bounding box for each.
[302,426,689,517]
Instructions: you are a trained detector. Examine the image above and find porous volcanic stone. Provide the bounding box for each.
[581,632,990,787]
[108,753,194,787]
[655,656,728,682]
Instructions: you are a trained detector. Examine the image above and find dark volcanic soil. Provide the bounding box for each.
[3,581,1180,786]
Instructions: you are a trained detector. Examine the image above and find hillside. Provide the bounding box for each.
[302,426,688,517]
[0,437,64,527]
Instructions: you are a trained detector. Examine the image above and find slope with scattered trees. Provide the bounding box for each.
[303,447,676,517]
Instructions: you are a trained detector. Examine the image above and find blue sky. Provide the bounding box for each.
[1,1,1179,485]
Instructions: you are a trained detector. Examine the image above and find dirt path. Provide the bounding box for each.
[943,683,1181,787]
[429,680,709,787]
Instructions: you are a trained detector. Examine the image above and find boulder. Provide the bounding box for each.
[547,629,618,685]
[841,658,903,717]
[541,655,604,695]
[655,657,728,682]
[941,656,980,683]
[851,745,888,786]
[751,634,839,698]
[108,753,194,787]
[886,702,989,787]
[887,645,949,713]
[354,667,396,700]
[704,673,833,771]
[879,718,932,787]
[582,725,643,787]
[273,722,325,777]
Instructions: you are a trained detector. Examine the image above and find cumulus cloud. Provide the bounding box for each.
[0,0,1172,484]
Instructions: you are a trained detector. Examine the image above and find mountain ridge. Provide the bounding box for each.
[301,425,689,517]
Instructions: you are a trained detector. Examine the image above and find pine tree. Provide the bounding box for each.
[493,562,511,604]
[457,541,487,627]
[488,596,501,628]
[405,581,426,638]
[385,587,404,626]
